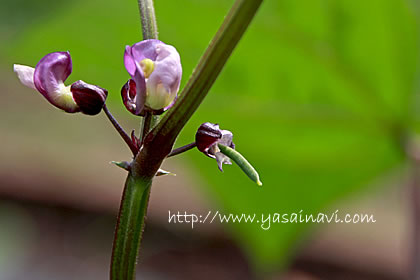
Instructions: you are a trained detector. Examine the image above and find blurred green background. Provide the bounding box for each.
[1,0,420,279]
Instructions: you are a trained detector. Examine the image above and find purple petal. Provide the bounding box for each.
[130,39,163,62]
[27,51,79,113]
[34,51,72,101]
[123,45,136,76]
[124,45,147,115]
[132,70,147,115]
[145,44,182,110]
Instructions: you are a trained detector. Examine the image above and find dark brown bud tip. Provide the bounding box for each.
[195,122,222,153]
[71,80,108,115]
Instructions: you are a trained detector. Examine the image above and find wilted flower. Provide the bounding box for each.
[122,39,182,115]
[195,122,235,171]
[14,51,107,115]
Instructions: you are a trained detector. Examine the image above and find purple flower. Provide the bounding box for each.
[122,39,182,115]
[14,52,107,115]
[196,122,235,171]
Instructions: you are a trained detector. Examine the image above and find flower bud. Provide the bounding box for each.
[70,80,107,115]
[14,51,107,115]
[123,39,182,115]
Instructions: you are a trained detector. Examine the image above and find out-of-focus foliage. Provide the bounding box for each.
[2,0,419,272]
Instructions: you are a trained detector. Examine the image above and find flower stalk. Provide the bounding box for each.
[103,104,138,155]
[138,0,160,138]
[167,142,197,158]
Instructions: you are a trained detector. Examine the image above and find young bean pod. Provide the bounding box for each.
[218,143,262,186]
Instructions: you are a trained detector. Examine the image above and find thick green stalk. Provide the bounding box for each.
[110,172,152,280]
[110,1,158,280]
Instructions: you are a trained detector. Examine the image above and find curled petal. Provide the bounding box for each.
[33,51,79,113]
[13,64,36,89]
[71,80,108,115]
[34,52,72,99]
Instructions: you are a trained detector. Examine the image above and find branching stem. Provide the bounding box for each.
[167,142,197,158]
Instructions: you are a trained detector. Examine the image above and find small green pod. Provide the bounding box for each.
[218,144,262,186]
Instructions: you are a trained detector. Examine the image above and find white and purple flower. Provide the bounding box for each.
[122,39,182,115]
[14,52,107,115]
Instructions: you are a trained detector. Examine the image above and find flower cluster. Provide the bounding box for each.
[13,42,260,184]
[14,40,182,117]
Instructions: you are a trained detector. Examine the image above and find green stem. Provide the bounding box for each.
[137,0,158,39]
[110,1,159,279]
[110,172,152,280]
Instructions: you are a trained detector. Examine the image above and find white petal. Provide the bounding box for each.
[13,64,36,90]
